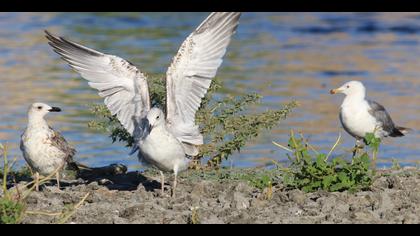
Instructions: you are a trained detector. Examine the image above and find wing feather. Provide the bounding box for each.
[45,30,151,136]
[165,12,241,155]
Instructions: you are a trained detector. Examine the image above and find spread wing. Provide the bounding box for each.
[165,12,241,155]
[45,30,151,137]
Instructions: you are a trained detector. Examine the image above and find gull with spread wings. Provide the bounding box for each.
[45,12,241,196]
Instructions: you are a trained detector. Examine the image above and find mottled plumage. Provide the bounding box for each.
[20,103,77,190]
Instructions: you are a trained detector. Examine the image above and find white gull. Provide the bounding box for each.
[45,12,241,196]
[330,81,410,155]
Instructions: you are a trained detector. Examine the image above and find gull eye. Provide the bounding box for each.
[37,106,43,110]
[156,116,160,119]
[346,85,350,88]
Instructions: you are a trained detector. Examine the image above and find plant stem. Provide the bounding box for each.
[325,132,342,161]
[290,130,301,161]
[57,193,90,224]
[272,141,293,152]
[2,145,8,197]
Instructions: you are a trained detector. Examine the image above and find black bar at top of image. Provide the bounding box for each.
[2,0,420,12]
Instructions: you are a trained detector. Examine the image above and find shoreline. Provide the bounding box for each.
[1,166,419,224]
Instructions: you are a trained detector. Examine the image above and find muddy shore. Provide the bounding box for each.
[1,166,419,224]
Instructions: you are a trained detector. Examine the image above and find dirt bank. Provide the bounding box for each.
[1,166,419,224]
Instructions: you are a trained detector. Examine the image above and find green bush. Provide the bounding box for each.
[0,198,25,224]
[278,131,375,193]
[88,77,297,167]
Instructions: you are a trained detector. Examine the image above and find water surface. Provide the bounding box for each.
[0,12,419,170]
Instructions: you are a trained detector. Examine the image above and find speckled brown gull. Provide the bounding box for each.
[20,103,77,191]
[45,12,241,196]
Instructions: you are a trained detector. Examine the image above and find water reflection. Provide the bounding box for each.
[0,12,419,170]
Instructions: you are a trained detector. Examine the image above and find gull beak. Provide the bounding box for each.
[48,107,62,112]
[330,88,341,94]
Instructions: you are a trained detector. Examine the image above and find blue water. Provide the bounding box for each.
[0,12,419,170]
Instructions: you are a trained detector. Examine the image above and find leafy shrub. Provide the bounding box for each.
[88,77,297,167]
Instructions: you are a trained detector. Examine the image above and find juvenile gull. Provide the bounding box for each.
[45,12,241,196]
[330,81,410,154]
[20,103,78,191]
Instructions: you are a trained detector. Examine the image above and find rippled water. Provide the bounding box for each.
[0,12,419,170]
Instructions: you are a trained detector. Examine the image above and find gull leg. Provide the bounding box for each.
[172,166,179,198]
[352,140,363,157]
[352,144,358,157]
[35,172,40,192]
[172,173,177,198]
[56,171,61,190]
[160,171,165,195]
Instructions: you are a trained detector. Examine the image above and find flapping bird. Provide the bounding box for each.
[330,81,410,155]
[20,103,78,191]
[45,12,241,196]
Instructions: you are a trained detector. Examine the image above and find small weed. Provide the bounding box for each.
[239,172,273,191]
[0,197,25,224]
[188,206,200,224]
[276,131,375,193]
[0,144,25,224]
[391,159,401,171]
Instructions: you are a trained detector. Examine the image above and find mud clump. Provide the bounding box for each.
[1,166,419,224]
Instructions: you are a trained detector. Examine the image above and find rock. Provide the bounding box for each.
[288,206,304,216]
[202,215,224,224]
[250,198,268,208]
[288,189,306,205]
[352,211,376,223]
[319,196,337,213]
[386,175,404,190]
[98,178,113,185]
[402,213,419,224]
[234,182,253,194]
[233,192,250,210]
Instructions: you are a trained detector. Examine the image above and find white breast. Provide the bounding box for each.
[21,127,66,175]
[340,100,378,139]
[138,126,189,173]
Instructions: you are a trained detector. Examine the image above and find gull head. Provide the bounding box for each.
[330,80,366,98]
[146,107,165,131]
[28,102,61,118]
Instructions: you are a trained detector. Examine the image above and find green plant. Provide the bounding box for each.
[277,131,374,193]
[364,132,381,169]
[391,159,401,171]
[0,144,25,224]
[88,77,297,167]
[0,198,25,224]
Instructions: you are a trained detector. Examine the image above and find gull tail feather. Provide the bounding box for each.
[390,126,412,137]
